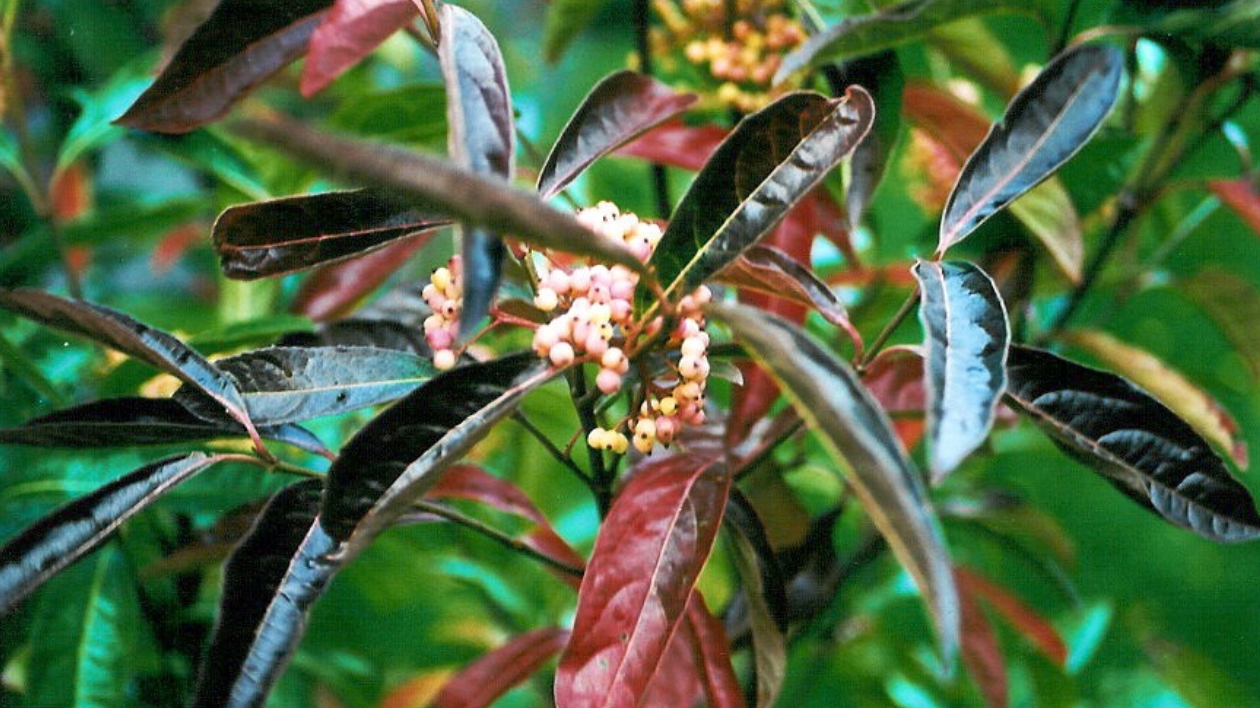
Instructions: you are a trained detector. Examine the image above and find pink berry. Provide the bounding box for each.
[596,368,622,394]
[550,342,576,367]
[585,333,609,357]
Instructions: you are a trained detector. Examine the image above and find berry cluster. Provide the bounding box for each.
[650,0,805,112]
[422,256,463,370]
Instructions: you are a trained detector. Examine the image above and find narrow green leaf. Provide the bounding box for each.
[1181,268,1260,381]
[938,44,1123,254]
[708,301,959,662]
[647,89,874,310]
[543,0,612,62]
[913,260,1010,480]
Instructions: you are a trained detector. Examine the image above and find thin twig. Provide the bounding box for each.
[414,499,586,578]
[857,287,919,372]
[511,411,593,489]
[568,366,612,515]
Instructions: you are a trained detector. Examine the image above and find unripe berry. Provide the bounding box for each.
[678,355,700,379]
[658,396,678,416]
[585,332,610,357]
[681,336,706,358]
[428,328,453,351]
[432,267,453,292]
[587,427,607,449]
[547,268,572,295]
[609,432,630,455]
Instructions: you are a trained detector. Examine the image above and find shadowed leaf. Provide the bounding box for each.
[214,189,449,279]
[683,594,747,708]
[914,260,1010,479]
[115,0,333,133]
[439,3,514,336]
[0,453,222,617]
[708,301,960,662]
[291,235,436,321]
[832,51,904,229]
[192,480,343,708]
[719,245,854,333]
[300,0,421,97]
[543,0,613,62]
[1005,345,1260,542]
[957,568,1008,708]
[555,453,731,708]
[1211,178,1260,239]
[862,348,928,450]
[434,628,570,708]
[1181,268,1260,381]
[646,89,874,311]
[955,566,1067,666]
[278,318,433,353]
[724,488,788,707]
[938,44,1122,254]
[617,119,728,171]
[639,623,705,707]
[538,70,696,200]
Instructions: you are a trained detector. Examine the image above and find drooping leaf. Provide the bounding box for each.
[230,114,650,277]
[913,260,1010,479]
[1210,178,1260,239]
[175,346,437,426]
[683,594,747,708]
[830,51,904,230]
[1004,345,1260,542]
[0,398,327,455]
[291,235,435,321]
[1181,268,1260,381]
[115,0,334,133]
[438,2,514,336]
[724,487,788,707]
[538,70,697,200]
[213,189,449,279]
[954,566,1067,666]
[321,354,553,546]
[555,453,732,708]
[433,628,570,708]
[192,480,343,708]
[0,289,259,440]
[646,89,874,311]
[775,0,1043,82]
[617,119,728,171]
[708,301,960,661]
[1065,329,1248,468]
[300,0,420,97]
[718,244,855,332]
[957,568,1009,708]
[0,452,222,617]
[938,44,1123,254]
[543,0,613,62]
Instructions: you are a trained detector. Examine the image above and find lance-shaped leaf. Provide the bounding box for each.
[0,289,259,441]
[438,3,514,336]
[433,628,570,708]
[830,51,904,230]
[0,452,223,617]
[555,453,732,708]
[229,114,650,278]
[708,300,960,661]
[618,120,728,171]
[718,244,855,333]
[1004,345,1260,543]
[175,346,437,426]
[683,593,747,708]
[321,354,553,546]
[115,0,333,133]
[543,0,613,62]
[1182,268,1260,381]
[645,89,874,312]
[291,235,436,321]
[775,0,1040,83]
[913,260,1010,479]
[938,43,1123,254]
[538,70,697,200]
[192,480,343,708]
[955,566,1066,666]
[213,189,450,279]
[723,488,788,708]
[957,568,1008,708]
[0,398,327,455]
[301,0,421,97]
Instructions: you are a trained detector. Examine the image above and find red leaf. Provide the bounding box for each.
[151,223,204,275]
[861,349,926,450]
[49,162,92,224]
[902,83,990,161]
[433,628,570,708]
[290,233,432,321]
[616,119,728,171]
[555,453,731,708]
[958,569,1008,708]
[955,566,1067,667]
[301,0,420,97]
[638,622,704,708]
[1211,178,1260,239]
[683,593,746,708]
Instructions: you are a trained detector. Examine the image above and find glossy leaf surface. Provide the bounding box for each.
[648,89,874,310]
[617,120,728,171]
[321,354,552,545]
[939,44,1123,254]
[300,0,420,97]
[719,244,854,332]
[538,70,696,200]
[213,189,449,279]
[439,3,514,336]
[683,594,746,708]
[555,453,731,708]
[116,0,333,133]
[709,301,959,660]
[0,453,221,616]
[434,628,570,708]
[724,488,788,707]
[913,260,1009,479]
[192,480,342,708]
[1005,345,1260,542]
[291,235,435,321]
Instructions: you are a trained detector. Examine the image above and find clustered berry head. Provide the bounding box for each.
[422,255,463,370]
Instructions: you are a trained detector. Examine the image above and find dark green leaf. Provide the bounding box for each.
[1146,0,1260,49]
[647,89,874,311]
[0,398,327,455]
[775,0,1043,82]
[213,189,449,279]
[115,0,333,133]
[320,354,554,546]
[141,129,271,200]
[175,346,437,425]
[708,301,959,661]
[192,480,343,708]
[0,452,222,617]
[538,70,696,200]
[439,3,514,337]
[724,488,788,707]
[543,0,613,62]
[1181,268,1260,381]
[1004,345,1260,542]
[913,260,1010,479]
[938,44,1123,254]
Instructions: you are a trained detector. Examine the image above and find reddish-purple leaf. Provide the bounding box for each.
[723,488,787,706]
[862,348,927,450]
[300,0,421,97]
[719,245,855,334]
[116,0,333,133]
[955,566,1067,667]
[957,568,1008,708]
[638,625,705,708]
[538,71,697,200]
[617,119,728,171]
[434,628,570,708]
[214,189,449,280]
[683,594,747,708]
[1211,178,1260,239]
[555,453,731,708]
[291,234,435,321]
